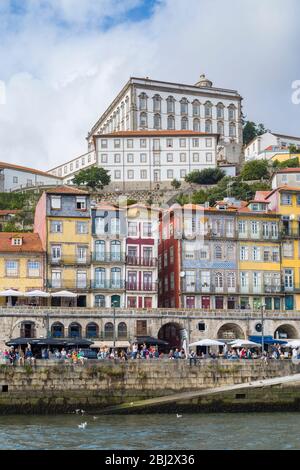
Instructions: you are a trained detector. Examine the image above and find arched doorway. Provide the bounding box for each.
[68,322,82,338]
[51,322,64,338]
[158,322,183,350]
[274,324,298,340]
[118,322,127,339]
[86,323,99,339]
[217,323,245,340]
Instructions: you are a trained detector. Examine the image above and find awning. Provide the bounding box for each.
[249,335,288,345]
[90,341,130,348]
[134,336,169,346]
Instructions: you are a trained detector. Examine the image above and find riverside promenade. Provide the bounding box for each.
[1,360,300,414]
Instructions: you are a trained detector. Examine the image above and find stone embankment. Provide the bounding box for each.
[1,360,300,414]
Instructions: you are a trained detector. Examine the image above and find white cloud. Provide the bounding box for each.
[0,0,299,171]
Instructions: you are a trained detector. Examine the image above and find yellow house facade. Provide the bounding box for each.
[34,187,91,307]
[0,232,45,306]
[237,201,282,311]
[266,186,300,310]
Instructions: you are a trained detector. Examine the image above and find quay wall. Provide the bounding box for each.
[1,361,300,413]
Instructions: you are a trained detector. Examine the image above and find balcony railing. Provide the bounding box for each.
[92,252,125,263]
[126,282,158,292]
[281,229,300,238]
[126,256,158,267]
[182,282,284,294]
[91,280,125,290]
[49,256,91,266]
[47,281,89,290]
[205,229,237,239]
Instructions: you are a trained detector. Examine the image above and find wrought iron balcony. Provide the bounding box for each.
[281,229,300,239]
[126,282,158,292]
[49,256,91,266]
[92,252,125,263]
[46,281,89,290]
[126,256,158,267]
[91,280,125,290]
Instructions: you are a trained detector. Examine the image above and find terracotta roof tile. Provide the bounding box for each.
[274,167,300,174]
[0,210,20,216]
[45,186,89,195]
[0,161,63,179]
[0,233,44,253]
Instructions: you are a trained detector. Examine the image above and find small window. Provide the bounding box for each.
[50,221,63,233]
[76,221,88,234]
[206,153,213,163]
[12,238,22,246]
[206,138,212,147]
[193,153,199,162]
[114,154,121,163]
[140,153,147,163]
[51,196,61,210]
[114,170,121,179]
[114,139,121,148]
[198,322,206,331]
[13,176,18,184]
[180,153,186,162]
[140,170,147,179]
[127,154,134,163]
[76,197,86,210]
[167,153,173,162]
[101,154,107,163]
[140,139,147,148]
[192,138,199,147]
[166,138,173,148]
[28,261,40,277]
[180,139,186,148]
[101,139,108,148]
[167,169,174,179]
[127,139,133,148]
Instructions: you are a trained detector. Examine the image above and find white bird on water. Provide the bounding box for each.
[75,409,80,414]
[93,416,98,420]
[78,422,87,429]
[81,410,85,415]
[176,414,182,418]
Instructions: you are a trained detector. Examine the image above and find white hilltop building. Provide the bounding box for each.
[48,74,243,189]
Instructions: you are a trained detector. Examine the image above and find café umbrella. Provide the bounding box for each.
[24,290,51,298]
[229,339,262,348]
[0,289,25,297]
[189,339,225,347]
[0,289,25,306]
[50,291,78,298]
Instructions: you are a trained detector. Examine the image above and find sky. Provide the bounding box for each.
[0,0,299,171]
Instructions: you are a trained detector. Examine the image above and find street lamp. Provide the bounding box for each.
[260,303,266,354]
[112,300,118,356]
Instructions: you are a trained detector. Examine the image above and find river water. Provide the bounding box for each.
[0,412,297,450]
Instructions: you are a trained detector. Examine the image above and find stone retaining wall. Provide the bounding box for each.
[0,360,300,414]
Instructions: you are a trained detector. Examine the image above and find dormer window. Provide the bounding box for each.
[217,204,227,210]
[12,237,22,246]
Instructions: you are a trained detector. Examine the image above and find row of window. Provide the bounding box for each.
[50,196,87,211]
[138,94,237,120]
[50,220,89,234]
[58,153,94,176]
[100,152,214,164]
[4,261,41,278]
[100,137,213,149]
[240,246,280,262]
[281,193,300,205]
[139,114,235,134]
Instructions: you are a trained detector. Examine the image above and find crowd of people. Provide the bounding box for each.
[1,342,298,367]
[0,346,35,366]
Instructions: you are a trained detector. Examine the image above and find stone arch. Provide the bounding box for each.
[68,322,82,338]
[158,322,184,350]
[117,322,127,339]
[274,323,299,340]
[217,323,245,340]
[51,322,64,338]
[86,322,99,339]
[104,322,114,339]
[20,320,36,339]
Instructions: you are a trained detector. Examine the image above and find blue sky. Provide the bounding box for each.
[0,0,299,170]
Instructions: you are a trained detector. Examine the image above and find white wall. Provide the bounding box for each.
[3,168,61,192]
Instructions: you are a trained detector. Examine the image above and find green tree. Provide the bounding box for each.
[185,168,225,185]
[289,144,300,154]
[171,179,181,190]
[240,160,269,181]
[72,167,111,191]
[243,121,268,146]
[274,157,299,169]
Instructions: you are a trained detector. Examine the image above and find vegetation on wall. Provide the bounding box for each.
[185,168,225,185]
